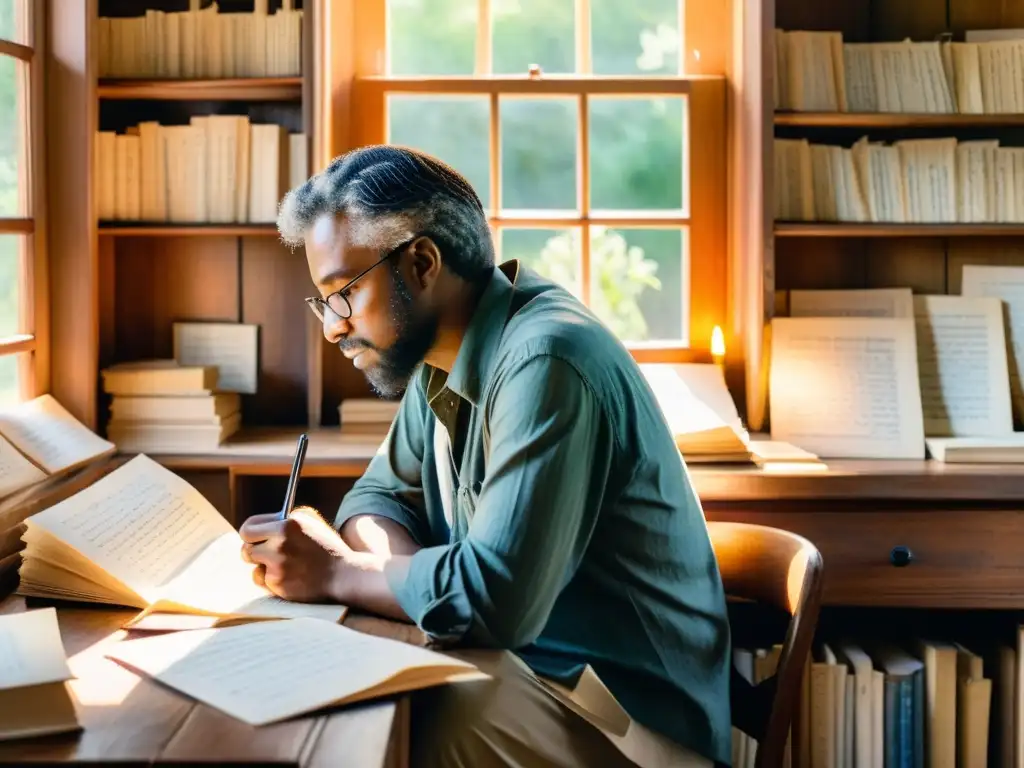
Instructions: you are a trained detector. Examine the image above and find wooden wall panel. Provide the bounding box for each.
[775,239,865,289]
[947,239,1024,294]
[949,0,1024,36]
[774,0,870,40]
[871,0,947,42]
[240,239,311,425]
[865,239,946,294]
[113,236,239,363]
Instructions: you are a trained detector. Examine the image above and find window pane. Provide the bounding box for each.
[0,234,21,337]
[0,54,24,217]
[387,0,476,75]
[500,97,577,212]
[0,353,19,407]
[492,0,574,75]
[590,96,686,213]
[387,95,491,210]
[0,0,26,46]
[589,227,688,344]
[591,0,681,75]
[500,228,582,299]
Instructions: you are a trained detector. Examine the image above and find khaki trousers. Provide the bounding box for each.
[410,649,714,768]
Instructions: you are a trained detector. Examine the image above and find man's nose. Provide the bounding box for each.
[322,311,351,344]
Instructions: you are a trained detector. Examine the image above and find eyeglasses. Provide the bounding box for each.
[305,237,417,322]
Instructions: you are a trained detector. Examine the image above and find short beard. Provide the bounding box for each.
[345,265,439,399]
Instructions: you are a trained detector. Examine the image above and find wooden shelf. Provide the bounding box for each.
[97,77,303,101]
[98,223,279,237]
[138,426,1024,502]
[775,222,1024,237]
[775,111,1024,128]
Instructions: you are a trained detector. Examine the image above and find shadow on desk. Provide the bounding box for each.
[0,595,415,767]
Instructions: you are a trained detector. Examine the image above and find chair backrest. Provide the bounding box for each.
[708,520,824,768]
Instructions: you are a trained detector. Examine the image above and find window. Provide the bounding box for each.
[350,0,726,362]
[0,0,43,405]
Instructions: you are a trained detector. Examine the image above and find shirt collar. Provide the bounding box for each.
[427,260,520,407]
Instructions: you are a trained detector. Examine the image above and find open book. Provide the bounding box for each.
[105,617,488,726]
[18,453,347,626]
[0,607,80,741]
[0,394,116,501]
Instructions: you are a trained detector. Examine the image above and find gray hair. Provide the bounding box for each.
[277,145,495,284]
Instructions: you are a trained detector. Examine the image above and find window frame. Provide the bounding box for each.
[0,0,48,402]
[347,0,727,363]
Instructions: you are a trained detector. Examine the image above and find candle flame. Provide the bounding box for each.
[711,326,726,357]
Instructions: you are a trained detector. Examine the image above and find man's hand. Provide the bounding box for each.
[239,507,358,603]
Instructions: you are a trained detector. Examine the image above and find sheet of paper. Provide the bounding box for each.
[0,431,46,499]
[27,454,233,599]
[0,394,115,475]
[640,363,745,433]
[173,322,259,394]
[961,264,1024,423]
[769,317,925,459]
[789,287,915,318]
[105,616,483,726]
[152,531,347,623]
[0,608,73,690]
[913,295,1013,436]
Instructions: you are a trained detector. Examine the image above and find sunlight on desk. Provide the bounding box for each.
[66,630,141,707]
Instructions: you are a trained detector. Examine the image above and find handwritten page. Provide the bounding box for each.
[769,317,925,459]
[0,431,46,499]
[173,322,259,394]
[26,454,233,599]
[0,608,73,690]
[961,264,1024,423]
[789,287,915,318]
[913,295,1013,436]
[0,394,115,474]
[106,617,486,726]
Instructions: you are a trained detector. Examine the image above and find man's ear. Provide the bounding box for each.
[408,235,443,289]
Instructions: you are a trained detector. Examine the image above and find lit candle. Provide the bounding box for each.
[711,325,725,367]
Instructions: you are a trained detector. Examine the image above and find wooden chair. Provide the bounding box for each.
[708,520,824,768]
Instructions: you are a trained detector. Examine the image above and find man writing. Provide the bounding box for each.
[240,145,732,768]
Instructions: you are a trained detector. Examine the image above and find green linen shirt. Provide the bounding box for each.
[335,261,732,766]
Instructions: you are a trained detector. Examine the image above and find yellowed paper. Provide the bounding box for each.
[0,608,73,690]
[789,287,914,319]
[0,394,115,474]
[769,317,925,459]
[172,322,259,394]
[0,432,46,499]
[105,617,486,726]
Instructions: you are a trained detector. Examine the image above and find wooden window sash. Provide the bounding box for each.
[352,75,725,363]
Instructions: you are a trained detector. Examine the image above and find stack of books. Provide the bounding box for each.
[338,398,400,435]
[101,360,241,454]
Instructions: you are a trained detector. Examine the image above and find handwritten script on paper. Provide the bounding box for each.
[769,317,925,458]
[106,617,483,726]
[961,264,1024,424]
[913,295,1013,437]
[0,432,46,499]
[789,287,915,319]
[0,608,72,691]
[0,394,114,474]
[173,322,259,394]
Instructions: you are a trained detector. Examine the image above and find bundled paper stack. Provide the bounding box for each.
[101,360,241,453]
[338,398,400,435]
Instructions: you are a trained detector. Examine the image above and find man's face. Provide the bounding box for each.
[305,214,439,398]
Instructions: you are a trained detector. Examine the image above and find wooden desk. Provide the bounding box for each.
[0,595,417,767]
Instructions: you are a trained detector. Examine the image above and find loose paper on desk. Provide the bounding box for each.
[0,607,80,741]
[18,454,347,625]
[789,287,914,319]
[173,322,259,394]
[913,295,1013,436]
[0,431,46,500]
[0,394,115,475]
[961,264,1024,423]
[105,616,488,726]
[769,317,925,459]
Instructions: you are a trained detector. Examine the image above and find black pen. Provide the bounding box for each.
[280,433,309,521]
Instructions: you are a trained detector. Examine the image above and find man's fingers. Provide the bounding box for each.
[239,514,288,543]
[251,563,266,588]
[240,542,254,564]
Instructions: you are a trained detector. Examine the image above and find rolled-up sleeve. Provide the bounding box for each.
[334,379,431,546]
[385,353,609,648]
